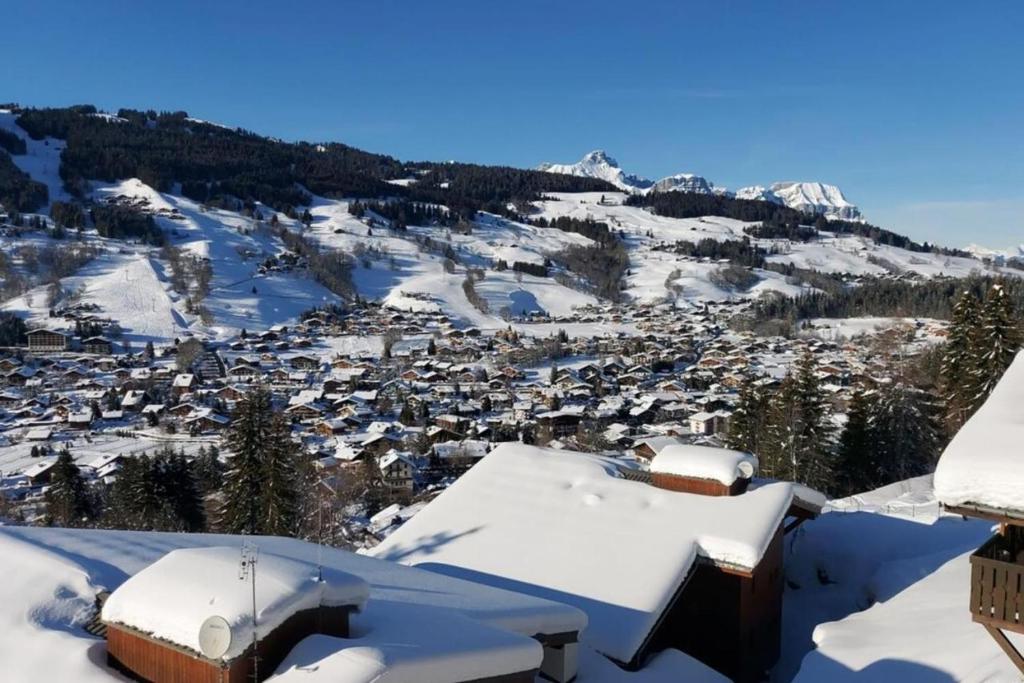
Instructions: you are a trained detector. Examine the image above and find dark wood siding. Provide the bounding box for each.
[650,472,749,497]
[643,525,784,683]
[107,605,351,683]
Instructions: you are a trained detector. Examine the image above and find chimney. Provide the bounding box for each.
[648,445,757,497]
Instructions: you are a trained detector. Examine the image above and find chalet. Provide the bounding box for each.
[22,456,58,485]
[184,410,230,433]
[82,336,113,355]
[373,443,812,683]
[536,408,584,439]
[934,352,1024,677]
[172,373,196,396]
[26,329,71,352]
[378,450,416,493]
[632,435,687,463]
[102,547,369,683]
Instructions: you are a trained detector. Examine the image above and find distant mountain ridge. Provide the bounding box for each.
[538,150,864,222]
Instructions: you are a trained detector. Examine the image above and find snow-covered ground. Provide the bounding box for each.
[782,476,1020,682]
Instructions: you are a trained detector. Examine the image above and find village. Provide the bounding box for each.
[0,290,946,542]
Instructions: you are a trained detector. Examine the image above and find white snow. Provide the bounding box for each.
[102,546,369,661]
[794,548,1024,681]
[0,526,591,681]
[371,443,793,664]
[934,350,1024,513]
[274,603,541,683]
[649,445,758,485]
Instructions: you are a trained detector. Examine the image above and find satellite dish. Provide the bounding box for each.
[198,615,232,660]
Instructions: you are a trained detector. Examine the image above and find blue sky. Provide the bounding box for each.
[2,1,1022,247]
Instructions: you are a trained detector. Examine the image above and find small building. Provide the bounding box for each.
[27,329,71,353]
[373,443,809,683]
[82,336,113,355]
[102,547,369,683]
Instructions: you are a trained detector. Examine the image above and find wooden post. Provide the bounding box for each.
[984,625,1024,676]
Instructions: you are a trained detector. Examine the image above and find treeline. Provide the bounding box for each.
[728,349,944,496]
[10,106,615,218]
[656,237,766,268]
[626,190,968,256]
[0,151,48,212]
[90,204,164,244]
[750,275,1024,322]
[0,128,27,155]
[349,199,459,229]
[550,240,630,302]
[529,215,615,243]
[14,105,402,211]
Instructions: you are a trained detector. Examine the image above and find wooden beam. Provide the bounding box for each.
[983,624,1024,675]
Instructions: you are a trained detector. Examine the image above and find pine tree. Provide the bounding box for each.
[964,283,1021,416]
[870,381,942,483]
[759,352,835,491]
[941,290,981,429]
[398,401,416,425]
[219,387,299,535]
[726,382,767,454]
[44,448,91,527]
[259,413,299,536]
[834,390,875,496]
[219,388,277,534]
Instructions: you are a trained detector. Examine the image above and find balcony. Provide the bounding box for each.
[969,528,1024,672]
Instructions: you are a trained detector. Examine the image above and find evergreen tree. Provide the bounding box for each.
[259,413,300,535]
[44,448,91,527]
[834,390,875,496]
[870,381,943,483]
[964,283,1022,416]
[725,382,768,454]
[219,387,299,535]
[760,352,834,491]
[192,445,225,495]
[941,290,981,429]
[398,401,416,425]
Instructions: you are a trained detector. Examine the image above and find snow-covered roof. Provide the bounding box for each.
[935,351,1024,514]
[650,445,758,486]
[274,604,541,683]
[102,546,369,661]
[371,443,793,664]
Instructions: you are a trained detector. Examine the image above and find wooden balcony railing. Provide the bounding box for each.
[969,530,1024,634]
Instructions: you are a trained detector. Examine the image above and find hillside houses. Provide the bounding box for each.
[0,298,933,533]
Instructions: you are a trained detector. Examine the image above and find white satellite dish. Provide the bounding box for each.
[198,615,232,660]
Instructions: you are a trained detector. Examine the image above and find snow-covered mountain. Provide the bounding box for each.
[540,151,864,221]
[537,150,654,192]
[650,173,715,195]
[765,181,863,222]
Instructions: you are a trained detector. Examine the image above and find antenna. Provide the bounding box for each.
[239,542,259,682]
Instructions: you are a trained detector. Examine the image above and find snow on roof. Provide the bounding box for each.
[371,443,793,664]
[274,603,541,683]
[650,445,758,486]
[102,546,369,661]
[935,351,1024,513]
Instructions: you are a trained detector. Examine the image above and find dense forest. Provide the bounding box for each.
[749,274,1024,322]
[7,105,615,217]
[0,152,48,212]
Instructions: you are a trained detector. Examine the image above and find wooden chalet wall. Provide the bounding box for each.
[107,604,351,683]
[644,526,784,683]
[650,472,750,497]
